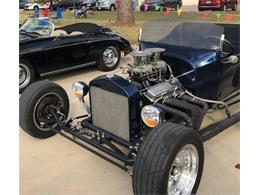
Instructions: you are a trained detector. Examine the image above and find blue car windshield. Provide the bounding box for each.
[141,20,225,50]
[20,18,54,37]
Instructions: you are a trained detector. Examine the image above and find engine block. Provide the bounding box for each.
[125,47,184,102]
[143,78,182,102]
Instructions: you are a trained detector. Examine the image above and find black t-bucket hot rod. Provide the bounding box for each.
[19,21,240,195]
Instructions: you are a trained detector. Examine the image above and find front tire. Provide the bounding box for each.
[19,80,69,139]
[110,4,116,11]
[133,123,204,195]
[222,4,227,11]
[19,59,35,93]
[97,45,121,71]
[232,3,237,11]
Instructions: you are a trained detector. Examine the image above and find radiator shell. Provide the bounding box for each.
[89,75,141,141]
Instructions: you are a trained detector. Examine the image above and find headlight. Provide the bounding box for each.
[72,81,89,98]
[141,105,161,127]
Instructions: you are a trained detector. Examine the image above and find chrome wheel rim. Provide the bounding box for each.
[103,46,119,67]
[167,144,199,195]
[33,93,64,131]
[19,63,31,89]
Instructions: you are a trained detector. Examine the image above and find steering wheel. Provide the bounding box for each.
[201,36,234,57]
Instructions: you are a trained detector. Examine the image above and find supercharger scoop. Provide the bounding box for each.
[127,48,168,77]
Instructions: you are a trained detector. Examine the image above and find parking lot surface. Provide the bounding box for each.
[20,55,240,195]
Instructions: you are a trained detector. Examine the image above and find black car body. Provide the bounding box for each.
[20,21,240,195]
[140,0,183,11]
[19,18,131,93]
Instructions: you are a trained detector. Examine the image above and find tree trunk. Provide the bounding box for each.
[116,0,135,24]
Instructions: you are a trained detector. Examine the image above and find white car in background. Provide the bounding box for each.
[96,0,137,11]
[24,1,50,11]
[96,0,117,11]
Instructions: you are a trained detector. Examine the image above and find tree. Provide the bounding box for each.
[116,0,135,24]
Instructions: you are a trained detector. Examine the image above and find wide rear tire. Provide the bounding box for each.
[19,80,69,139]
[133,123,204,195]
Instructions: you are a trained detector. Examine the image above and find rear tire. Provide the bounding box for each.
[97,45,121,71]
[133,123,204,195]
[19,80,69,139]
[222,4,226,11]
[110,4,116,11]
[140,5,144,11]
[19,59,36,93]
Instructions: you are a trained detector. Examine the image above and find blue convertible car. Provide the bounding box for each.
[20,21,240,195]
[139,20,240,101]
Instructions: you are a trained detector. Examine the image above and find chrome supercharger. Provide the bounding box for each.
[126,48,169,83]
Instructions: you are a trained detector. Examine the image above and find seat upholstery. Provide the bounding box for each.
[70,31,84,35]
[52,29,68,37]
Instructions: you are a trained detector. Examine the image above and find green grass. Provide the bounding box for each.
[19,9,240,45]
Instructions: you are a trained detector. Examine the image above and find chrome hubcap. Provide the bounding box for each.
[103,46,118,67]
[19,64,31,88]
[167,144,199,195]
